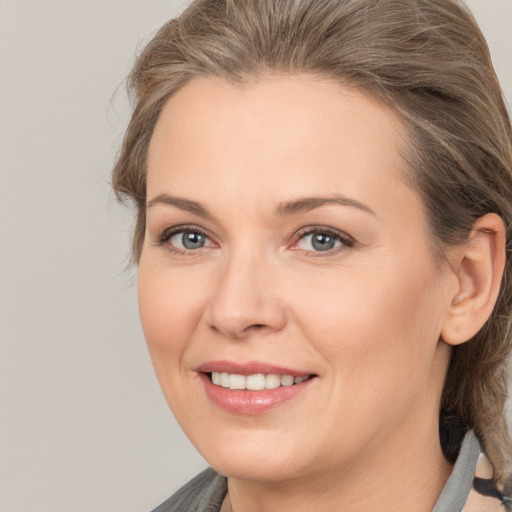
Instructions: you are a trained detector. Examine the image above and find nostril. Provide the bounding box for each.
[243,324,268,334]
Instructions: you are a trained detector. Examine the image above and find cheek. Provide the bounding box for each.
[137,261,206,372]
[287,257,446,388]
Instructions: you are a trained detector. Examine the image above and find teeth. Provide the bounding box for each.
[210,372,310,390]
[228,374,246,390]
[280,375,294,387]
[265,374,281,389]
[246,373,266,391]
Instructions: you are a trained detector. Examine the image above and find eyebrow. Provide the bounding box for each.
[275,196,376,217]
[146,193,376,218]
[146,194,211,217]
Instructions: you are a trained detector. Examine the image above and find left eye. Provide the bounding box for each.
[169,230,212,250]
[296,231,347,252]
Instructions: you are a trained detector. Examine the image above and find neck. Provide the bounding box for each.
[225,417,453,512]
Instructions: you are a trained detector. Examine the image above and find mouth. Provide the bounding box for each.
[207,372,315,391]
[196,362,317,414]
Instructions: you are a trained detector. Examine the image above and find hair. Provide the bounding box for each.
[112,0,512,493]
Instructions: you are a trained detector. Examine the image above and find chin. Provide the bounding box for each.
[209,453,307,482]
[189,426,326,483]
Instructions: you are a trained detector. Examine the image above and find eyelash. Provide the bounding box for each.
[293,226,355,256]
[154,224,213,256]
[154,224,355,256]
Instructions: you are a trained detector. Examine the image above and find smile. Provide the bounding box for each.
[196,361,317,414]
[210,372,312,391]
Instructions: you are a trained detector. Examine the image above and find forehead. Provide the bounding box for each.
[147,74,413,217]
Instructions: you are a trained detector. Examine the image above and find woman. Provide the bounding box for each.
[112,0,512,510]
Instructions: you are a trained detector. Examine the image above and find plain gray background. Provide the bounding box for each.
[0,1,511,511]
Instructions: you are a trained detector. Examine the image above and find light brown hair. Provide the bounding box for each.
[112,0,512,491]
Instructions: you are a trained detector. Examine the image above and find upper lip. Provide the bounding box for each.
[196,360,313,377]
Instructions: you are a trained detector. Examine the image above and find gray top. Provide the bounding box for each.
[151,467,226,512]
[150,431,488,512]
[432,430,481,512]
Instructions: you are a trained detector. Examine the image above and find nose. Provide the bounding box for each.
[204,249,287,340]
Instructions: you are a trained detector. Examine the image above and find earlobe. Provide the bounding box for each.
[441,213,506,346]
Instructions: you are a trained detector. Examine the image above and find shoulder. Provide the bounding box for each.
[150,467,227,512]
[435,431,510,512]
[463,453,510,512]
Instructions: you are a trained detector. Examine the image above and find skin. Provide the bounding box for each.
[138,74,472,511]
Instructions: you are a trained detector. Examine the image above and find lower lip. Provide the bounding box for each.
[199,373,315,415]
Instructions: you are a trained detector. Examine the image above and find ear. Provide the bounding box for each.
[441,213,506,346]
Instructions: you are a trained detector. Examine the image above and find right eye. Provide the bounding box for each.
[170,230,209,250]
[157,227,215,254]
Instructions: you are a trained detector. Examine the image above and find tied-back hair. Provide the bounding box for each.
[112,0,512,492]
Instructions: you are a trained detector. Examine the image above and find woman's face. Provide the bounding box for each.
[139,75,457,483]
